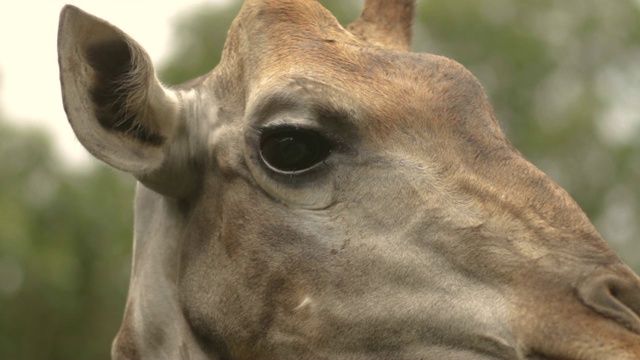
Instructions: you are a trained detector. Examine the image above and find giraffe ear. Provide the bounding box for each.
[347,0,415,51]
[58,5,180,176]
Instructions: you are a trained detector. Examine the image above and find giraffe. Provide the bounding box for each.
[58,1,640,359]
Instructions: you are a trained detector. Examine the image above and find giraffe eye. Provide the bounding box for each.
[260,127,333,173]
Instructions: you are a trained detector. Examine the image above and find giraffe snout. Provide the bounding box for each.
[578,273,640,334]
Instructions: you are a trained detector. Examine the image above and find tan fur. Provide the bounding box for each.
[58,1,640,359]
[347,0,415,51]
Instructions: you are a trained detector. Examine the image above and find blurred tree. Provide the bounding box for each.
[0,120,134,359]
[160,1,243,85]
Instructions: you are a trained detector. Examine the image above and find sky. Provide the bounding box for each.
[0,0,225,167]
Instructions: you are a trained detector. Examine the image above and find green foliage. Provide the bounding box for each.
[160,2,243,85]
[1,1,639,359]
[0,122,134,359]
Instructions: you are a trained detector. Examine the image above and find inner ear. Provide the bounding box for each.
[59,5,181,180]
[85,40,164,146]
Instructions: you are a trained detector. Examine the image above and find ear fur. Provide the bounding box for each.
[58,5,180,175]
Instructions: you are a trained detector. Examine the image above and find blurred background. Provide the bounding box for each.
[1,0,639,358]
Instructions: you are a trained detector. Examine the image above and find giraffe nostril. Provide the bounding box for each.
[578,274,640,334]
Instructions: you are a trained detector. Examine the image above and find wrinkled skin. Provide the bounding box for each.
[57,0,640,359]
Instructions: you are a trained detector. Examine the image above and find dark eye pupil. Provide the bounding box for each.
[260,129,332,172]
